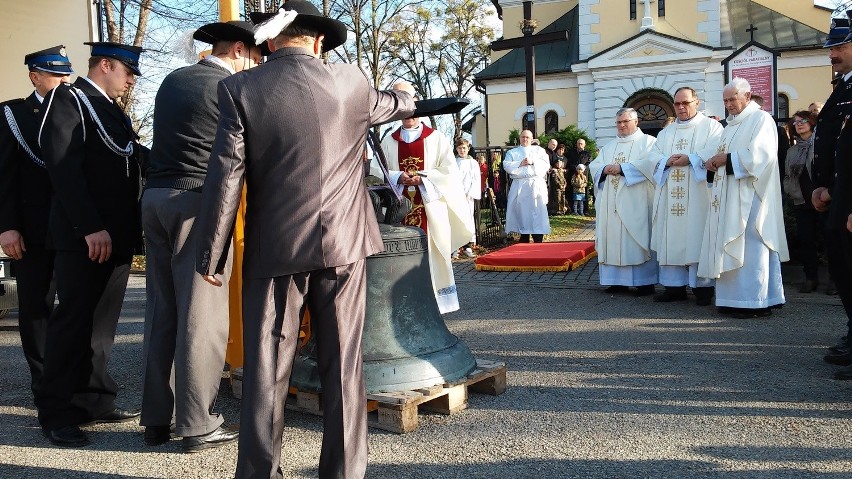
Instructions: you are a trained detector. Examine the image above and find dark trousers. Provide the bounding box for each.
[825,228,852,346]
[236,260,367,479]
[520,234,544,243]
[473,198,481,242]
[12,244,55,398]
[794,207,821,281]
[37,251,130,430]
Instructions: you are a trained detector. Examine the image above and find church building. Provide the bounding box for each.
[473,0,834,146]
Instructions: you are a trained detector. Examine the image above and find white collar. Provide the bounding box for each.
[82,76,113,103]
[617,128,644,140]
[34,90,45,103]
[204,55,236,74]
[844,71,852,83]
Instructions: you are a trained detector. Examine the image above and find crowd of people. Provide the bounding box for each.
[3,3,852,479]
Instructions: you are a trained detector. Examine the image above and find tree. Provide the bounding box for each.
[432,0,495,139]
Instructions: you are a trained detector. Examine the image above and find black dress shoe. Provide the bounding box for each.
[823,352,852,366]
[834,365,852,380]
[43,425,90,447]
[603,285,629,294]
[693,287,714,306]
[182,425,239,453]
[721,307,772,319]
[633,284,656,296]
[654,286,687,302]
[144,425,172,446]
[827,342,849,355]
[92,408,141,424]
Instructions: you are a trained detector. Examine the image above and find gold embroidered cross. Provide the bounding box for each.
[671,186,685,200]
[675,138,690,150]
[614,152,626,164]
[610,176,620,191]
[671,169,686,182]
[670,203,685,216]
[716,144,726,154]
[713,172,722,184]
[711,195,720,211]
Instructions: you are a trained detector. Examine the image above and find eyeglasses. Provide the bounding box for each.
[674,100,697,107]
[792,119,809,126]
[615,120,634,125]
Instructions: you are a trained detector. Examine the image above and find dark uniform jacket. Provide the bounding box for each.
[195,46,415,279]
[0,93,52,245]
[813,76,852,229]
[38,78,142,256]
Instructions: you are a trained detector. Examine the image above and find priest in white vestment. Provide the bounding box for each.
[647,87,723,305]
[699,78,789,318]
[378,115,474,314]
[503,129,551,242]
[590,108,658,295]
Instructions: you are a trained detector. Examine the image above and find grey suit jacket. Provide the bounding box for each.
[196,47,415,278]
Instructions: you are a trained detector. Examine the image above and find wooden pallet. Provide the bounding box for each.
[234,359,507,434]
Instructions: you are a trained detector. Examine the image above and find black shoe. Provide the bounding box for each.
[799,280,818,293]
[43,425,90,447]
[827,342,849,355]
[722,307,772,319]
[92,408,141,424]
[693,287,714,306]
[603,285,629,294]
[144,425,172,446]
[834,365,852,380]
[182,425,239,453]
[823,352,852,366]
[654,286,687,302]
[825,285,838,295]
[634,285,656,296]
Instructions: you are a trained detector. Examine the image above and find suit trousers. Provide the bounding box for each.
[825,228,852,346]
[235,260,368,479]
[140,188,231,436]
[12,244,55,398]
[37,251,130,430]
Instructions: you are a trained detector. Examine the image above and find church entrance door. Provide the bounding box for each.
[625,88,675,137]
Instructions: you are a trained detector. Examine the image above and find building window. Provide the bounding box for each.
[777,93,789,120]
[629,0,637,20]
[544,111,559,134]
[658,0,665,17]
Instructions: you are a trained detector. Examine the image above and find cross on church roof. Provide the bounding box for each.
[746,23,758,42]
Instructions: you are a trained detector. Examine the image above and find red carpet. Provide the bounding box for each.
[474,241,597,272]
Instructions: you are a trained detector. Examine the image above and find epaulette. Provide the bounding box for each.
[0,98,25,108]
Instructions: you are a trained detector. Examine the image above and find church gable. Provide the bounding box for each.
[586,30,714,70]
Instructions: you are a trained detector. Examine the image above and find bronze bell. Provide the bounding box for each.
[290,224,477,393]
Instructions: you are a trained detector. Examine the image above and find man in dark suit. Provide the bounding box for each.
[194,2,415,477]
[36,42,144,447]
[812,15,852,375]
[140,20,265,452]
[0,46,73,401]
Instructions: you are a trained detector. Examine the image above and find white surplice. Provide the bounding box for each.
[589,129,658,286]
[697,101,789,308]
[647,113,723,287]
[456,155,481,243]
[380,126,474,314]
[503,145,551,235]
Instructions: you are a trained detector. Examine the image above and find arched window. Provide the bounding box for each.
[544,111,559,134]
[777,93,790,120]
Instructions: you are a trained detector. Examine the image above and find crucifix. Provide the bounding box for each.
[490,1,569,136]
[746,23,758,41]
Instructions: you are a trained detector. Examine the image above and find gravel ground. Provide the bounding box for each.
[0,268,851,479]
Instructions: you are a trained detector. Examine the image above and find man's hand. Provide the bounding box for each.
[520,158,531,166]
[202,274,223,287]
[84,230,112,263]
[0,230,25,260]
[666,154,690,167]
[705,153,726,172]
[603,164,622,176]
[399,172,423,186]
[812,187,831,212]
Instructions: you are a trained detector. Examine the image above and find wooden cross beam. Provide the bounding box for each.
[490,1,569,136]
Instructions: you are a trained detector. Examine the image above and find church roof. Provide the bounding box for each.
[474,6,578,81]
[475,1,824,82]
[723,0,825,50]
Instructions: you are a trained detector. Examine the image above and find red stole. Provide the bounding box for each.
[392,125,435,232]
